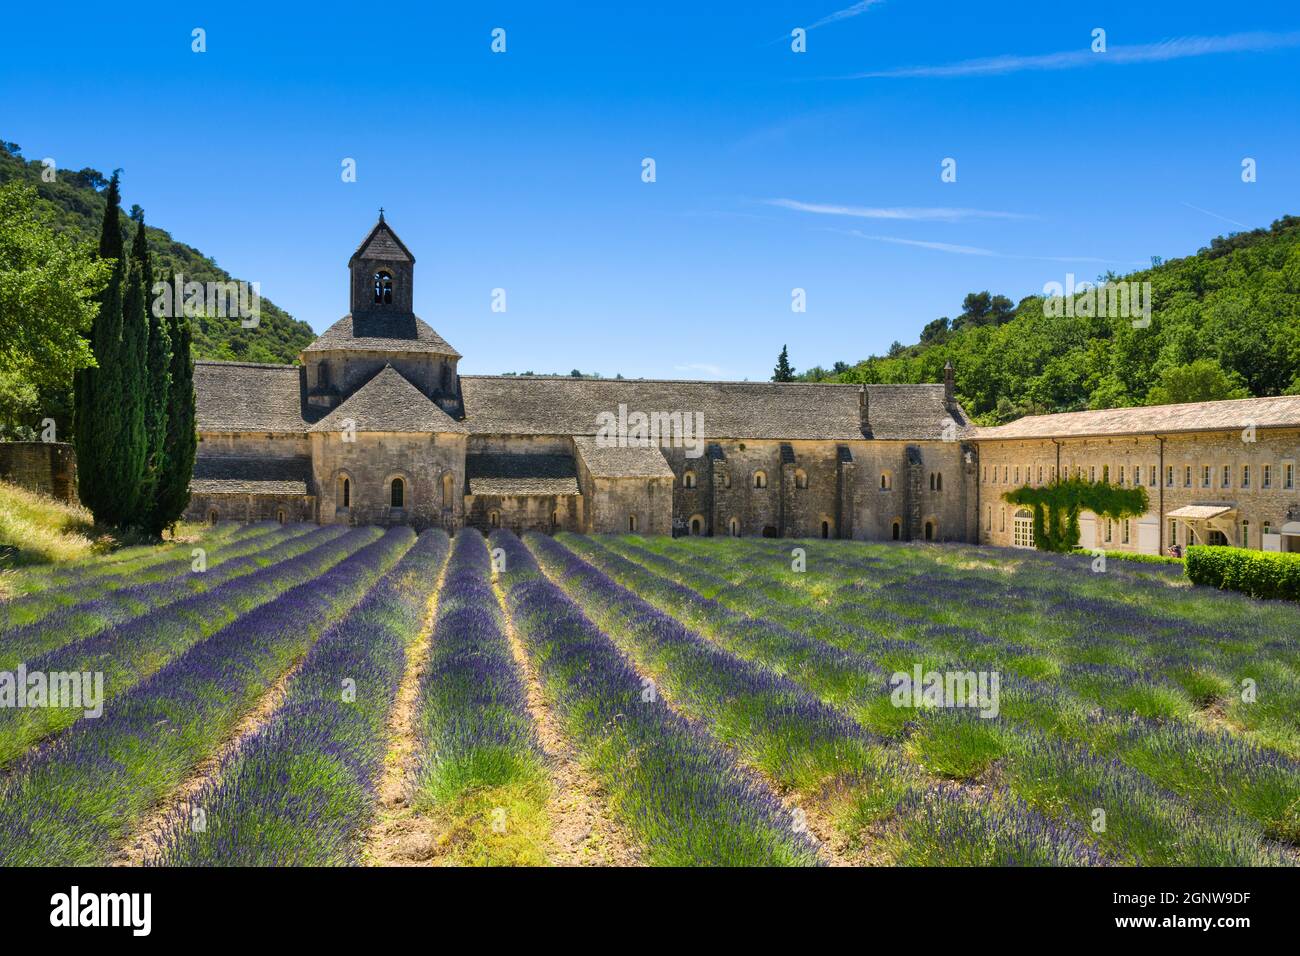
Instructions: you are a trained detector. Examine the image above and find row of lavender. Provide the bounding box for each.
[2,521,247,599]
[0,521,285,632]
[408,530,549,863]
[0,522,325,670]
[0,525,374,765]
[155,530,448,865]
[600,534,1296,861]
[559,538,1289,868]
[497,531,822,865]
[0,528,416,866]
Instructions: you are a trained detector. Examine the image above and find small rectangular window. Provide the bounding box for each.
[1242,464,1250,488]
[1286,462,1295,490]
[1263,464,1272,488]
[1221,465,1231,489]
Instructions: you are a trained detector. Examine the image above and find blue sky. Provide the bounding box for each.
[2,1,1297,379]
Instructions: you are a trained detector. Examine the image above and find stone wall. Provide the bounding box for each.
[464,493,583,534]
[975,429,1300,553]
[0,441,78,503]
[188,493,314,525]
[312,430,466,530]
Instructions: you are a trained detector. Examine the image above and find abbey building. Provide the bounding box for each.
[188,215,1300,552]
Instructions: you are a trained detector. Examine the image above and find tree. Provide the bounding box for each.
[919,316,950,345]
[73,171,147,528]
[772,345,795,382]
[73,172,125,521]
[0,182,110,438]
[1145,358,1249,406]
[134,214,172,531]
[153,306,196,534]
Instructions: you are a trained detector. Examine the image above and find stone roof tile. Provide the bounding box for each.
[189,456,313,495]
[573,436,676,479]
[465,452,580,496]
[309,366,467,434]
[975,395,1300,441]
[301,314,460,357]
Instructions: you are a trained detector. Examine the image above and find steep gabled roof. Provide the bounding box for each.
[458,377,970,442]
[465,453,580,496]
[194,361,315,433]
[976,394,1300,441]
[301,313,461,357]
[309,365,467,434]
[349,215,415,266]
[573,436,676,479]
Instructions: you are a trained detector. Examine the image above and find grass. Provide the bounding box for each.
[0,481,104,570]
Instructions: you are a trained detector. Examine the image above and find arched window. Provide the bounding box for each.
[880,472,892,491]
[489,510,500,528]
[689,515,703,535]
[276,508,287,525]
[929,472,936,491]
[441,472,454,509]
[390,477,405,509]
[374,271,393,305]
[628,514,638,532]
[1013,509,1034,549]
[936,472,942,492]
[728,517,740,537]
[794,469,808,490]
[722,472,732,489]
[208,508,219,526]
[683,470,696,489]
[753,470,767,489]
[892,519,901,541]
[551,510,559,530]
[339,476,350,509]
[924,520,936,542]
[820,519,830,539]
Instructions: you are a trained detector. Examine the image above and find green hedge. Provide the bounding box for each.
[1071,549,1183,566]
[1185,546,1300,601]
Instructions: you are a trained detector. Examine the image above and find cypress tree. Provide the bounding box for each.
[773,345,795,382]
[133,213,172,533]
[73,172,124,522]
[154,308,197,533]
[112,249,149,526]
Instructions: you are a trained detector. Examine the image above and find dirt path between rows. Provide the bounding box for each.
[362,550,451,866]
[112,657,305,866]
[492,576,641,866]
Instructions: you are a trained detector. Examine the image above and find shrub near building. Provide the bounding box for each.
[1185,545,1300,601]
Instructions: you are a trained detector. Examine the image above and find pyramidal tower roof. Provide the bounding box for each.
[349,210,415,266]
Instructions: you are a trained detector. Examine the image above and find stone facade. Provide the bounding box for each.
[977,424,1300,554]
[180,214,1292,554]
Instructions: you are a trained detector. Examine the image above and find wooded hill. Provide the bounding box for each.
[0,143,315,365]
[798,215,1300,424]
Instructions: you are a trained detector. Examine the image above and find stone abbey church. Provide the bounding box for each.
[189,216,1300,553]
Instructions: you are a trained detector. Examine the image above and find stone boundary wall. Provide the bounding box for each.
[0,442,78,504]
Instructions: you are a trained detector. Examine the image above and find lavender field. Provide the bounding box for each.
[1,525,1296,867]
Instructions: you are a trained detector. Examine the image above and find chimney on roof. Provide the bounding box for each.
[858,384,870,432]
[943,360,955,406]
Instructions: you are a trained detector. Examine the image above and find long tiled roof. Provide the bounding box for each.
[190,456,313,495]
[466,453,580,496]
[301,314,460,357]
[975,395,1300,441]
[195,361,970,442]
[194,361,319,433]
[459,377,967,441]
[309,366,467,434]
[573,436,676,479]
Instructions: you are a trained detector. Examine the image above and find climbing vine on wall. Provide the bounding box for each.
[1003,477,1149,552]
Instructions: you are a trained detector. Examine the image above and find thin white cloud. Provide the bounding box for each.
[849,30,1300,79]
[766,198,1031,221]
[1180,201,1247,228]
[809,1,887,30]
[841,229,1143,265]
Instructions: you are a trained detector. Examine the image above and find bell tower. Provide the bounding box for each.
[349,209,415,317]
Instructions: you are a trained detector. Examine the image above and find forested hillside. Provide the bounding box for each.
[0,143,315,365]
[798,216,1300,424]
